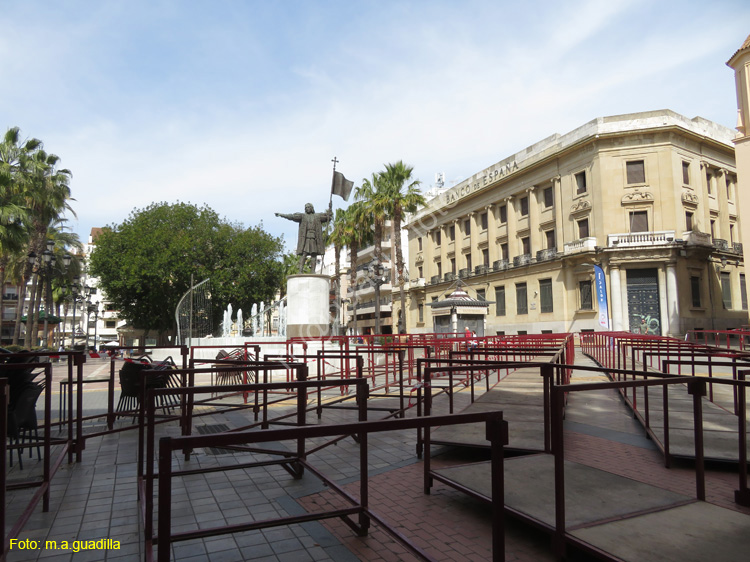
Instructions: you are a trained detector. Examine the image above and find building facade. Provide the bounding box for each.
[728,34,750,327]
[404,110,745,336]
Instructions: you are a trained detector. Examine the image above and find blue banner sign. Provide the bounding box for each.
[594,264,610,329]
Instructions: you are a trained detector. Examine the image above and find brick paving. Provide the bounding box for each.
[4,351,750,561]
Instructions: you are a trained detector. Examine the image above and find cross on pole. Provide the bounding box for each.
[331,156,339,171]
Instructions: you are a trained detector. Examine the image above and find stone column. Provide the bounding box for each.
[609,263,623,331]
[486,205,498,264]
[528,187,540,255]
[468,211,477,272]
[506,197,517,259]
[552,176,563,251]
[665,261,680,336]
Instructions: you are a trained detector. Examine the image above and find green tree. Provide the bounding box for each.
[356,173,389,334]
[381,161,424,333]
[89,202,284,344]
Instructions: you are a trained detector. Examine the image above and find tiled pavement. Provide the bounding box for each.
[5,352,750,561]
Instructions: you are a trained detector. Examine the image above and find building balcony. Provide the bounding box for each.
[732,242,744,255]
[348,281,392,298]
[536,248,558,262]
[492,259,509,271]
[444,272,456,282]
[607,230,675,248]
[684,231,712,247]
[458,268,470,279]
[474,265,488,275]
[513,254,532,267]
[563,237,597,255]
[712,238,729,251]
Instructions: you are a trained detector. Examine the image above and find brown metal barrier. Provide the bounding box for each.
[155,407,508,562]
[547,370,750,559]
[1,361,72,557]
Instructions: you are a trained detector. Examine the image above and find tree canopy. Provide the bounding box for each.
[89,202,285,343]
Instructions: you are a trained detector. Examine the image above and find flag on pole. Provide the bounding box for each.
[331,171,354,201]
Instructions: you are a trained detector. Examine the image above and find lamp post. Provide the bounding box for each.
[87,303,100,352]
[28,240,68,348]
[367,259,386,335]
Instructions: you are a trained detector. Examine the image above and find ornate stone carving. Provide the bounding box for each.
[621,190,654,204]
[681,192,699,206]
[569,199,591,215]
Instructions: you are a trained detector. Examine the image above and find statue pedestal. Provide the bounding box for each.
[286,274,330,338]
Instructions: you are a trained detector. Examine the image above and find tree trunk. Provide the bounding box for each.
[373,219,383,335]
[351,243,359,337]
[393,205,406,334]
[334,242,341,336]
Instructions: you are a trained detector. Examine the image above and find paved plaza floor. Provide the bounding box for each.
[4,352,750,561]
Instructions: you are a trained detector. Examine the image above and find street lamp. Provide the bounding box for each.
[367,260,386,335]
[87,303,100,352]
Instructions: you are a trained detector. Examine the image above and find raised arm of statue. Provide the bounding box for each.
[275,212,301,223]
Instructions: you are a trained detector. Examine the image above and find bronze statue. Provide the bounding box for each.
[276,203,332,273]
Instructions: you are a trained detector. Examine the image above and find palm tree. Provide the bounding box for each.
[381,161,424,334]
[0,127,40,308]
[16,148,76,347]
[341,201,370,337]
[327,208,348,336]
[356,174,389,335]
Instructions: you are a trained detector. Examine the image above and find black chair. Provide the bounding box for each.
[115,358,178,421]
[8,382,45,469]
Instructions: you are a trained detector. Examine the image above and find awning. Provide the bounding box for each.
[20,310,63,324]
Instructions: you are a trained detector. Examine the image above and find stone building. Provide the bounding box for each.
[403,110,745,336]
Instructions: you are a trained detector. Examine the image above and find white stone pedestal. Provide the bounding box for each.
[286,274,331,338]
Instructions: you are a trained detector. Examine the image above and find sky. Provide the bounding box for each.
[1,0,749,253]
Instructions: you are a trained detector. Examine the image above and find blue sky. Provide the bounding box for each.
[1,0,748,252]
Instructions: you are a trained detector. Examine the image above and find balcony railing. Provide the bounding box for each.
[458,268,470,279]
[684,231,712,247]
[536,248,558,262]
[444,272,456,281]
[564,237,597,255]
[492,259,508,271]
[513,254,532,267]
[733,242,744,255]
[430,275,441,285]
[713,238,729,251]
[608,230,675,248]
[474,265,488,275]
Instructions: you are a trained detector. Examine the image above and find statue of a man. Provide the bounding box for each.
[276,203,332,273]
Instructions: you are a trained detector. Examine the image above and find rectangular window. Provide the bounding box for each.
[437,262,442,277]
[449,225,455,241]
[418,266,423,278]
[418,303,424,323]
[520,196,529,216]
[579,280,593,310]
[417,237,422,251]
[465,254,472,271]
[500,243,508,260]
[730,224,735,244]
[629,211,648,233]
[540,279,553,313]
[626,160,645,184]
[710,220,716,239]
[727,174,735,200]
[706,170,713,195]
[495,286,506,316]
[105,303,117,312]
[516,283,528,315]
[685,211,694,232]
[521,236,530,255]
[545,229,556,250]
[482,248,489,267]
[721,272,732,309]
[499,204,507,224]
[434,230,441,246]
[575,171,587,194]
[543,186,554,208]
[481,212,488,230]
[450,258,456,274]
[105,320,117,329]
[741,274,748,310]
[464,219,471,236]
[682,161,690,185]
[691,276,701,308]
[578,218,589,239]
[476,289,486,301]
